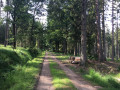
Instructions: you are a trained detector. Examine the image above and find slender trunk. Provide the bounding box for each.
[58,41,59,52]
[65,40,67,54]
[13,22,16,49]
[108,44,110,58]
[4,11,9,47]
[30,16,34,48]
[13,9,16,49]
[79,42,81,56]
[55,41,59,52]
[106,42,108,58]
[102,0,106,61]
[0,0,1,18]
[75,42,77,56]
[118,44,119,58]
[112,0,114,61]
[63,40,65,53]
[78,42,79,55]
[96,0,103,62]
[36,37,40,49]
[116,10,119,60]
[81,0,87,65]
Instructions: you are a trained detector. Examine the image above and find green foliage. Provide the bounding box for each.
[28,48,40,57]
[0,46,32,74]
[0,46,45,90]
[118,65,120,71]
[108,78,120,88]
[85,68,120,89]
[0,23,5,44]
[54,53,120,90]
[4,6,12,12]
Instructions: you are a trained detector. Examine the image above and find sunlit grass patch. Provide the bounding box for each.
[115,73,120,78]
[4,52,45,90]
[53,53,120,90]
[56,55,69,61]
[0,45,45,90]
[84,68,120,90]
[49,60,77,90]
[52,52,70,61]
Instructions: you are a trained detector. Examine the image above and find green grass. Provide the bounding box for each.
[107,58,120,62]
[0,45,45,90]
[0,46,32,75]
[85,68,120,89]
[49,60,77,90]
[68,63,120,90]
[53,52,120,90]
[52,52,69,61]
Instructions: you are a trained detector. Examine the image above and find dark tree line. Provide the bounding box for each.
[0,0,46,49]
[0,0,120,65]
[46,0,120,65]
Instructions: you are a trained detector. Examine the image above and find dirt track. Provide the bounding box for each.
[36,53,55,90]
[36,52,100,90]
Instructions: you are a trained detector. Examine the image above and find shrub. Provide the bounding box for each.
[118,65,120,71]
[28,48,39,57]
[85,68,120,89]
[108,78,120,88]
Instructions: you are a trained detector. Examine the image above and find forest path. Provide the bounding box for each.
[49,52,101,90]
[36,52,55,90]
[36,52,100,90]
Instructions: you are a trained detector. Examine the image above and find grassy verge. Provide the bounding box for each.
[53,52,120,90]
[49,60,77,90]
[0,45,45,90]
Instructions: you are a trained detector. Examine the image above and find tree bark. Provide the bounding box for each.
[112,0,114,61]
[4,8,9,47]
[81,0,87,65]
[116,10,119,60]
[65,40,67,54]
[96,0,103,62]
[13,9,16,49]
[102,0,106,61]
[30,16,35,48]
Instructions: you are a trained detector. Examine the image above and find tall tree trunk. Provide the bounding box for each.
[36,37,40,49]
[13,9,16,49]
[116,10,119,60]
[63,39,67,54]
[4,0,9,47]
[118,44,119,59]
[55,41,59,52]
[102,0,106,61]
[65,40,67,54]
[0,0,2,18]
[108,44,110,58]
[79,42,81,56]
[96,0,103,62]
[74,42,77,56]
[81,0,87,65]
[112,0,114,61]
[78,42,80,55]
[30,16,34,48]
[4,18,8,47]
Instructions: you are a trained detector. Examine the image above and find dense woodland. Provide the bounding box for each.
[1,0,120,89]
[47,0,120,64]
[1,0,120,63]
